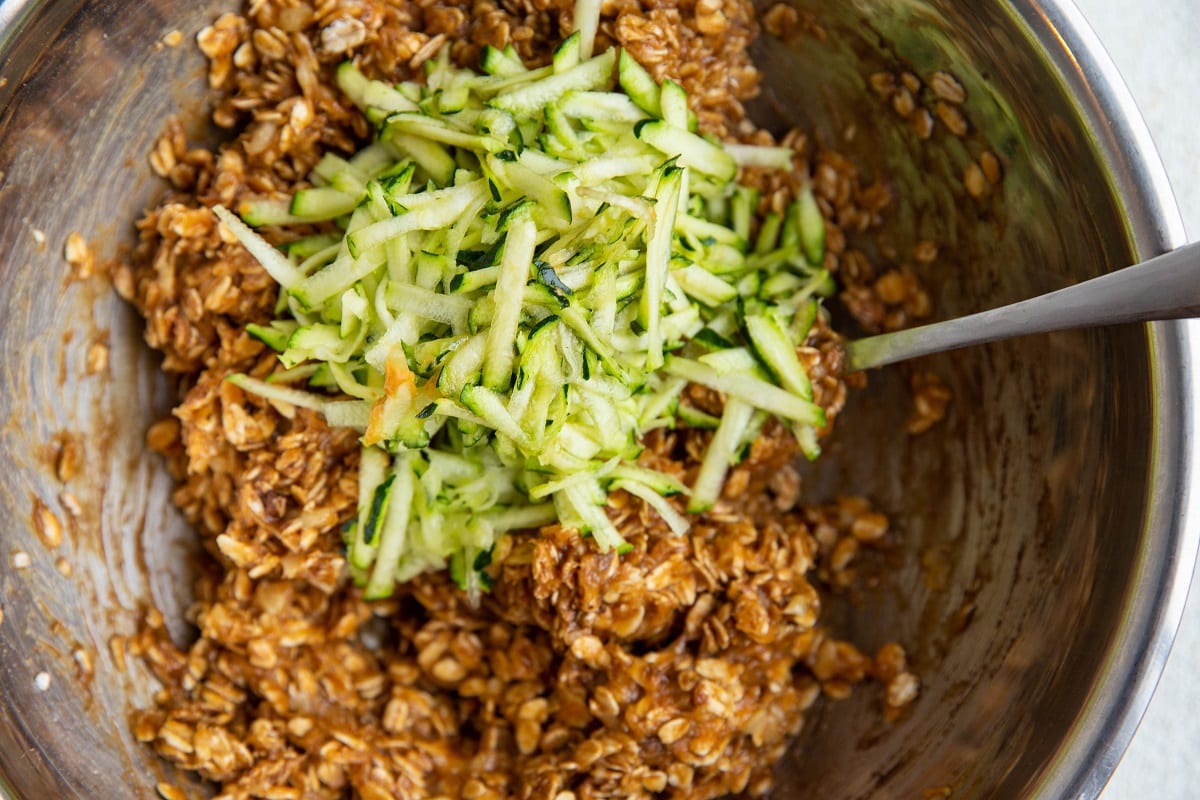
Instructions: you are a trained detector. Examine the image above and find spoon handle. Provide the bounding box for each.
[843,240,1200,372]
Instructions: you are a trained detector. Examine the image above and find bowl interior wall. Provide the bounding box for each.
[754,3,1151,796]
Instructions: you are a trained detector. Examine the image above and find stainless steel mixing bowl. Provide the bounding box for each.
[0,0,1196,797]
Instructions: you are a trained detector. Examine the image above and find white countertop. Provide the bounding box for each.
[1074,1,1200,797]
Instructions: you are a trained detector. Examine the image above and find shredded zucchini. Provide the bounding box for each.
[216,32,832,600]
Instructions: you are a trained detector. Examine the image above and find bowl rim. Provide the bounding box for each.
[1015,1,1200,798]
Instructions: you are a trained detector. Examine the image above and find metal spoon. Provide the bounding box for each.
[843,241,1200,371]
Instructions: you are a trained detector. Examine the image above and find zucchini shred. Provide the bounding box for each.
[219,32,832,601]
